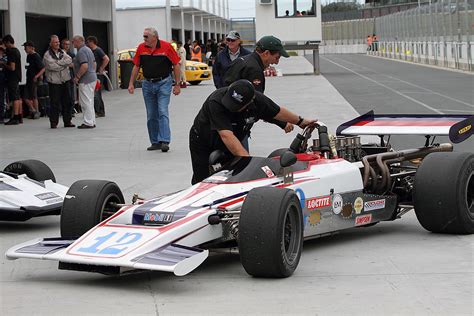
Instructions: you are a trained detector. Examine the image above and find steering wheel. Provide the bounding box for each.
[289,124,317,154]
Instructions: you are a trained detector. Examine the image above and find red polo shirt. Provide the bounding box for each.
[133,40,180,79]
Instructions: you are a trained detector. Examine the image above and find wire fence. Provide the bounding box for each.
[322,0,474,70]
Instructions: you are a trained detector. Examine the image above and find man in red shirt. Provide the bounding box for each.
[128,27,181,152]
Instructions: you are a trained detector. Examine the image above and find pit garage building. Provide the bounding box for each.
[116,1,231,51]
[0,0,118,87]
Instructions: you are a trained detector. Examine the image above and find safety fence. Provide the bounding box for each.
[321,0,474,71]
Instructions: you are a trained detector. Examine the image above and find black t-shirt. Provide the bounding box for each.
[92,46,106,72]
[192,88,280,149]
[6,47,21,82]
[224,52,265,93]
[26,52,44,81]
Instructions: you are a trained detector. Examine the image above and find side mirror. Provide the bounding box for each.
[209,150,225,166]
[280,151,297,168]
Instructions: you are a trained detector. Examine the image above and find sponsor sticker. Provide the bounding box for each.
[35,192,60,200]
[307,211,321,226]
[207,175,228,182]
[261,166,275,178]
[355,214,372,226]
[364,199,386,211]
[354,197,364,214]
[306,196,331,210]
[143,212,174,225]
[45,197,63,205]
[459,124,471,135]
[341,204,353,218]
[332,194,343,214]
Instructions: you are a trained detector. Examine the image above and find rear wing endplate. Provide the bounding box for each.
[336,111,473,144]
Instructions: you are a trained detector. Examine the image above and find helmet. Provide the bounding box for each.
[221,79,255,112]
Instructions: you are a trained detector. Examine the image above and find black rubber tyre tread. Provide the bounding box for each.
[60,180,124,238]
[239,187,303,278]
[414,152,474,234]
[189,81,201,85]
[3,159,56,182]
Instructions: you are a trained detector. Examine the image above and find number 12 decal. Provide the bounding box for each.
[78,232,143,255]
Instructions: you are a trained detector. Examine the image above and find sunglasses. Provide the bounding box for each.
[226,38,237,42]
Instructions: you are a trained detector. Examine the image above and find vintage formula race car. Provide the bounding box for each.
[6,112,474,277]
[0,160,68,221]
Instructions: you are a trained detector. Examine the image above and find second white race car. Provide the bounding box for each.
[0,160,68,221]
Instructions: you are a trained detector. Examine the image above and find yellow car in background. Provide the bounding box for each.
[117,49,211,86]
[184,61,212,85]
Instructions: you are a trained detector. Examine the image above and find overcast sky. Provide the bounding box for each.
[115,0,256,18]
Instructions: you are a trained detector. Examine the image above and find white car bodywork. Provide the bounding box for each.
[0,173,68,221]
[6,157,366,276]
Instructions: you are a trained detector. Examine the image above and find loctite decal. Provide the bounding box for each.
[364,199,385,211]
[355,214,372,226]
[306,196,331,210]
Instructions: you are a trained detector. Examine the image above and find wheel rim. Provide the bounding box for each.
[100,193,122,222]
[282,203,302,265]
[467,172,474,213]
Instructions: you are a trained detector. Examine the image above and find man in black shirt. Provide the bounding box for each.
[3,35,23,125]
[223,35,293,143]
[189,79,316,184]
[23,41,45,119]
[86,36,109,117]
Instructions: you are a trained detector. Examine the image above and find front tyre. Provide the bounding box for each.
[239,187,303,278]
[60,180,124,238]
[4,159,56,182]
[414,152,474,234]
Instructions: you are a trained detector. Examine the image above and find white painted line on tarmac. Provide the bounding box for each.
[322,56,444,114]
[438,108,474,113]
[332,55,474,109]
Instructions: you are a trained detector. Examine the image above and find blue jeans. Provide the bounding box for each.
[142,76,173,144]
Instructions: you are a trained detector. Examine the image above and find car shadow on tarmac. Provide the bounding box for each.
[6,220,432,286]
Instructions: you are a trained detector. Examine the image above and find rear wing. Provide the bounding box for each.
[336,111,474,144]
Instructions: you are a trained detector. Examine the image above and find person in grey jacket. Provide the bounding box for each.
[43,35,74,128]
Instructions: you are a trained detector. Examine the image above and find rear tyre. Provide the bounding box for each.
[4,159,56,182]
[239,187,303,278]
[414,152,474,234]
[189,81,201,85]
[60,180,124,238]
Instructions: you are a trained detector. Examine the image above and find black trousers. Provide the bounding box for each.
[189,127,213,185]
[48,82,72,125]
[94,74,105,115]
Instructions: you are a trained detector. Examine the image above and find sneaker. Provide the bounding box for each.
[64,122,76,128]
[147,143,162,151]
[77,124,95,129]
[50,123,57,129]
[33,111,41,119]
[161,142,170,152]
[5,117,19,125]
